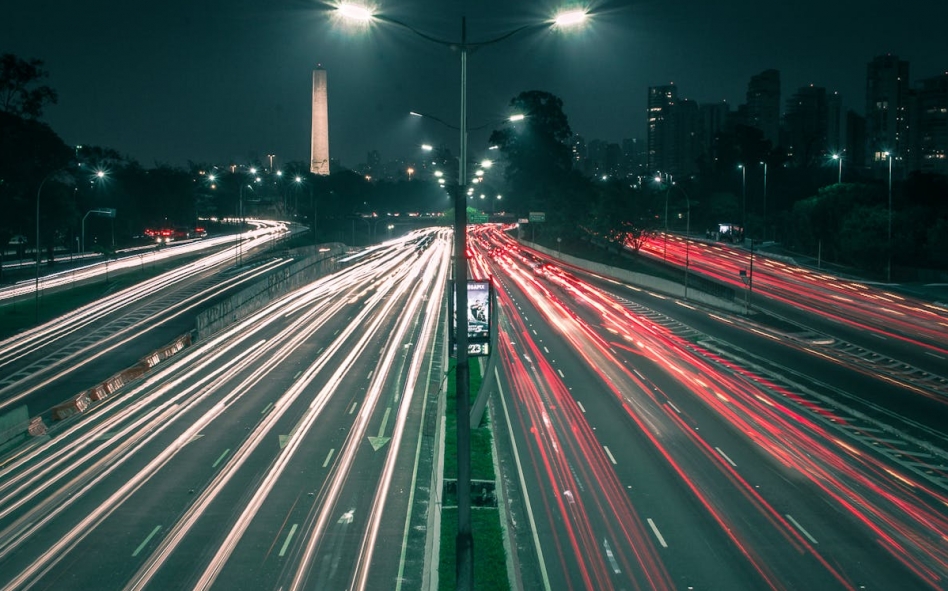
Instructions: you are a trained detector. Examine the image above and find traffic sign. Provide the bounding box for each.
[528,211,545,222]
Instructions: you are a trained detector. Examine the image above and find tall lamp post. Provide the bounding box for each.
[738,163,746,240]
[35,169,65,323]
[654,172,672,261]
[832,153,843,184]
[760,161,768,240]
[884,151,893,282]
[336,5,586,589]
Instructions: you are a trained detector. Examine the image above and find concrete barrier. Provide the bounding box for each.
[195,243,347,339]
[522,240,746,314]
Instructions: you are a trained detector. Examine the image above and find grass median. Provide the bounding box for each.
[439,359,510,591]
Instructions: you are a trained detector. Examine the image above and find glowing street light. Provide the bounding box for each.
[832,153,843,184]
[337,2,373,21]
[554,8,588,27]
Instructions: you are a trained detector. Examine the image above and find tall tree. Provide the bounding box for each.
[488,90,573,214]
[0,54,58,119]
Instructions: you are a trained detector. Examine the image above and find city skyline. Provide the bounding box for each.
[2,0,946,169]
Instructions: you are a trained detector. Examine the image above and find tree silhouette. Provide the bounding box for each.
[0,54,58,119]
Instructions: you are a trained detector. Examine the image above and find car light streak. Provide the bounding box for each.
[637,234,948,355]
[475,225,948,588]
[0,257,289,411]
[139,234,449,590]
[1,235,437,586]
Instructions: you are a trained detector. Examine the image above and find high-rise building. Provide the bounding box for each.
[783,85,841,167]
[912,72,948,176]
[865,54,910,172]
[620,138,647,179]
[700,101,730,168]
[745,69,781,148]
[845,110,867,174]
[647,84,679,175]
[311,67,330,175]
[675,98,702,178]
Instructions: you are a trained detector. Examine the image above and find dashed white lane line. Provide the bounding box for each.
[278,523,299,557]
[603,446,618,465]
[576,401,586,413]
[786,514,818,544]
[647,518,669,548]
[715,446,737,467]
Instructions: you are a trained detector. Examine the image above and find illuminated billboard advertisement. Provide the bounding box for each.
[451,280,493,357]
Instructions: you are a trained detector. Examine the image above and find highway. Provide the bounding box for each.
[0,228,450,591]
[3,220,947,590]
[472,226,948,590]
[0,220,292,421]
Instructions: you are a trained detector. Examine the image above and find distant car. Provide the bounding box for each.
[8,235,27,245]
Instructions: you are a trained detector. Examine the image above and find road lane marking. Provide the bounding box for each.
[647,518,668,547]
[212,449,230,468]
[497,371,551,591]
[368,407,392,451]
[349,402,358,414]
[261,402,273,415]
[278,524,298,557]
[870,333,886,340]
[557,369,565,378]
[786,514,818,544]
[293,371,302,379]
[132,525,162,557]
[603,446,618,465]
[543,346,549,353]
[322,448,335,467]
[603,539,621,574]
[666,401,681,414]
[926,351,945,360]
[715,447,737,467]
[576,401,586,413]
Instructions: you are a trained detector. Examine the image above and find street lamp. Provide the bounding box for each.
[336,5,586,589]
[738,164,746,239]
[832,153,843,184]
[884,151,893,282]
[760,161,768,239]
[654,173,672,261]
[35,167,75,322]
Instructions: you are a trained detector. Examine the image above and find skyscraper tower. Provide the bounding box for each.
[311,66,330,175]
[647,84,678,175]
[745,69,781,148]
[865,54,909,171]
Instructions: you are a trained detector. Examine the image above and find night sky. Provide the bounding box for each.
[4,0,946,170]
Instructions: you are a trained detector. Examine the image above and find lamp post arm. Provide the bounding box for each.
[373,13,458,47]
[375,12,536,51]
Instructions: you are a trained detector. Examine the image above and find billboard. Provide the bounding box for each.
[451,280,493,357]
